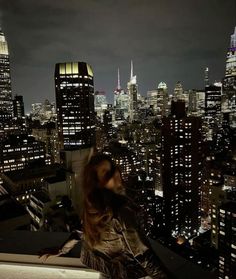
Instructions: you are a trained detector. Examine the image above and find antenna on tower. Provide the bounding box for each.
[117,68,121,90]
[205,67,209,86]
[130,60,133,80]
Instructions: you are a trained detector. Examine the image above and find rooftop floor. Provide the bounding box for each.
[0,230,217,279]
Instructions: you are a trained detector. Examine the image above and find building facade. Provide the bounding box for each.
[55,62,95,151]
[161,101,203,238]
[0,28,13,119]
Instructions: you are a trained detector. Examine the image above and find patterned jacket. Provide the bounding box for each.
[60,190,169,279]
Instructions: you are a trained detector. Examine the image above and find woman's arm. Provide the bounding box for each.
[39,230,82,260]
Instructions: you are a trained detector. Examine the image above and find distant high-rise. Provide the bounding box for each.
[225,27,236,77]
[0,134,46,182]
[13,95,25,118]
[205,83,222,126]
[173,81,184,101]
[161,100,202,238]
[55,62,95,150]
[127,61,138,122]
[114,68,121,107]
[157,82,168,117]
[0,29,13,119]
[94,91,107,119]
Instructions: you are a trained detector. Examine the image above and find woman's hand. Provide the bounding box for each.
[38,247,62,262]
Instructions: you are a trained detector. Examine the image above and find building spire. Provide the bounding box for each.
[130,60,133,80]
[205,67,209,86]
[117,68,121,90]
[230,26,236,49]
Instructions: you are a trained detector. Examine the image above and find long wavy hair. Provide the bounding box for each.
[82,153,122,247]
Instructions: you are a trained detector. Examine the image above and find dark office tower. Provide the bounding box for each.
[218,202,236,279]
[161,100,202,238]
[13,95,25,118]
[103,106,113,139]
[0,29,13,120]
[55,62,95,150]
[127,60,138,122]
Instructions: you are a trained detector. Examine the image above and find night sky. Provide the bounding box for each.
[0,0,235,112]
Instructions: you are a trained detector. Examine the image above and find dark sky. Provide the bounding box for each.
[0,0,235,112]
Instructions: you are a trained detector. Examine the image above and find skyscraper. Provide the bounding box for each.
[13,95,25,118]
[157,82,168,117]
[94,91,107,119]
[173,81,184,101]
[205,83,222,127]
[223,26,236,120]
[55,62,95,150]
[127,61,138,122]
[0,28,13,120]
[55,61,95,215]
[225,27,236,78]
[161,100,202,238]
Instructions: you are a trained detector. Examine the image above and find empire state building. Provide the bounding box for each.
[0,29,13,120]
[223,26,236,115]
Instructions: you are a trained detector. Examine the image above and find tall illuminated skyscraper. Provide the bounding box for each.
[55,62,95,150]
[55,62,95,215]
[157,82,168,117]
[225,27,236,77]
[127,60,138,122]
[0,28,13,119]
[223,26,236,118]
[161,101,202,238]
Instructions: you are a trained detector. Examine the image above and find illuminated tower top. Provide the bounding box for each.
[129,60,137,85]
[55,61,95,150]
[230,26,236,49]
[225,27,236,77]
[0,29,9,55]
[117,68,121,90]
[0,28,13,117]
[205,67,209,86]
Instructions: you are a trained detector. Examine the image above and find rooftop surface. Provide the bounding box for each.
[0,230,217,279]
[2,164,62,182]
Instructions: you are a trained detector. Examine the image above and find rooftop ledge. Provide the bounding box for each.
[0,230,216,279]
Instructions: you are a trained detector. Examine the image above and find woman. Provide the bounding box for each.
[40,154,168,278]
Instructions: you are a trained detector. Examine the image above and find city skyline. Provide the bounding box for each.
[0,0,235,111]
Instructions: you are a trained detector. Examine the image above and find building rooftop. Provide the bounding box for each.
[32,191,51,203]
[0,230,216,279]
[45,174,66,184]
[3,164,62,183]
